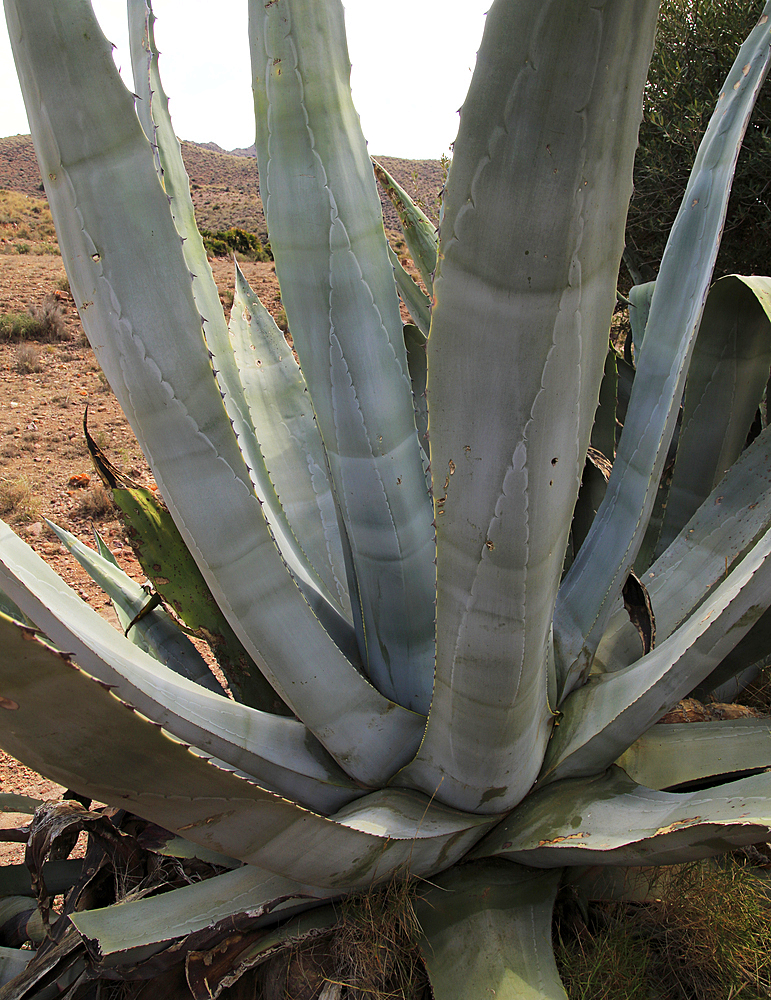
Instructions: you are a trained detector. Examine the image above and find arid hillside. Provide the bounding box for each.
[0,134,444,240]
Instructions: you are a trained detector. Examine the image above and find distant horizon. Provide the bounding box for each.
[0,132,447,164]
[0,1,489,161]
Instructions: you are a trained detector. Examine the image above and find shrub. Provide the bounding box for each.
[627,0,771,279]
[200,226,272,261]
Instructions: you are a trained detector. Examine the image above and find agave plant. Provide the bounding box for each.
[2,0,771,996]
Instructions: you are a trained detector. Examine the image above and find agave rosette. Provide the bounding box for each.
[2,0,771,996]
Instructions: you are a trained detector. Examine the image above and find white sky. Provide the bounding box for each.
[0,1,490,159]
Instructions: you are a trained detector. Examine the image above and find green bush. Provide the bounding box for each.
[627,0,771,280]
[200,226,272,261]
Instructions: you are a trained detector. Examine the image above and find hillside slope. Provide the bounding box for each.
[0,135,443,241]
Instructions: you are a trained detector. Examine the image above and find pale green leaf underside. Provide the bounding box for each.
[617,718,771,790]
[403,0,659,814]
[416,860,567,1000]
[0,613,495,889]
[476,766,771,868]
[554,7,771,694]
[6,0,421,786]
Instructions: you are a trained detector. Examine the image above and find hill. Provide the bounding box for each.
[0,135,444,243]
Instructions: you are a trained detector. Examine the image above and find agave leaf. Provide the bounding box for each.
[250,0,436,714]
[403,323,429,462]
[373,158,438,293]
[476,766,771,868]
[416,860,566,1000]
[185,905,340,999]
[617,718,771,790]
[388,245,432,336]
[71,864,335,967]
[7,0,419,785]
[227,263,350,617]
[0,794,44,814]
[0,524,364,814]
[127,0,353,647]
[85,428,286,711]
[627,280,656,359]
[401,0,660,814]
[654,275,771,555]
[554,7,771,695]
[0,860,82,900]
[0,947,31,988]
[47,519,226,694]
[571,450,612,555]
[541,521,771,784]
[590,347,618,462]
[0,613,495,887]
[593,424,771,674]
[693,605,771,699]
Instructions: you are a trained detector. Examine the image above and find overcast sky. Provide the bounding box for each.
[0,1,490,159]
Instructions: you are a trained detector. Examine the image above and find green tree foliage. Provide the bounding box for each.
[627,0,771,280]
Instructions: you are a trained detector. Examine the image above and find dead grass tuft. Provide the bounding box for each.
[15,342,42,374]
[329,876,428,1000]
[72,483,114,520]
[555,858,771,1000]
[0,476,38,523]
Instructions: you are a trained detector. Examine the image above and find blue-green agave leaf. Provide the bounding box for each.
[590,348,618,462]
[554,6,771,696]
[0,948,31,989]
[249,0,436,714]
[6,0,422,785]
[71,864,335,966]
[594,423,771,673]
[388,244,432,337]
[693,605,771,699]
[627,280,656,359]
[47,519,226,694]
[617,717,771,790]
[401,0,660,814]
[542,521,771,784]
[654,274,771,556]
[0,521,365,813]
[416,860,567,1000]
[476,767,771,868]
[127,0,353,648]
[373,158,438,293]
[227,262,350,618]
[0,613,495,888]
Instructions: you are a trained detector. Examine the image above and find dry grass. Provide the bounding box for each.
[72,483,114,521]
[555,858,771,1000]
[0,476,38,523]
[15,342,42,374]
[0,188,58,253]
[329,877,428,1000]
